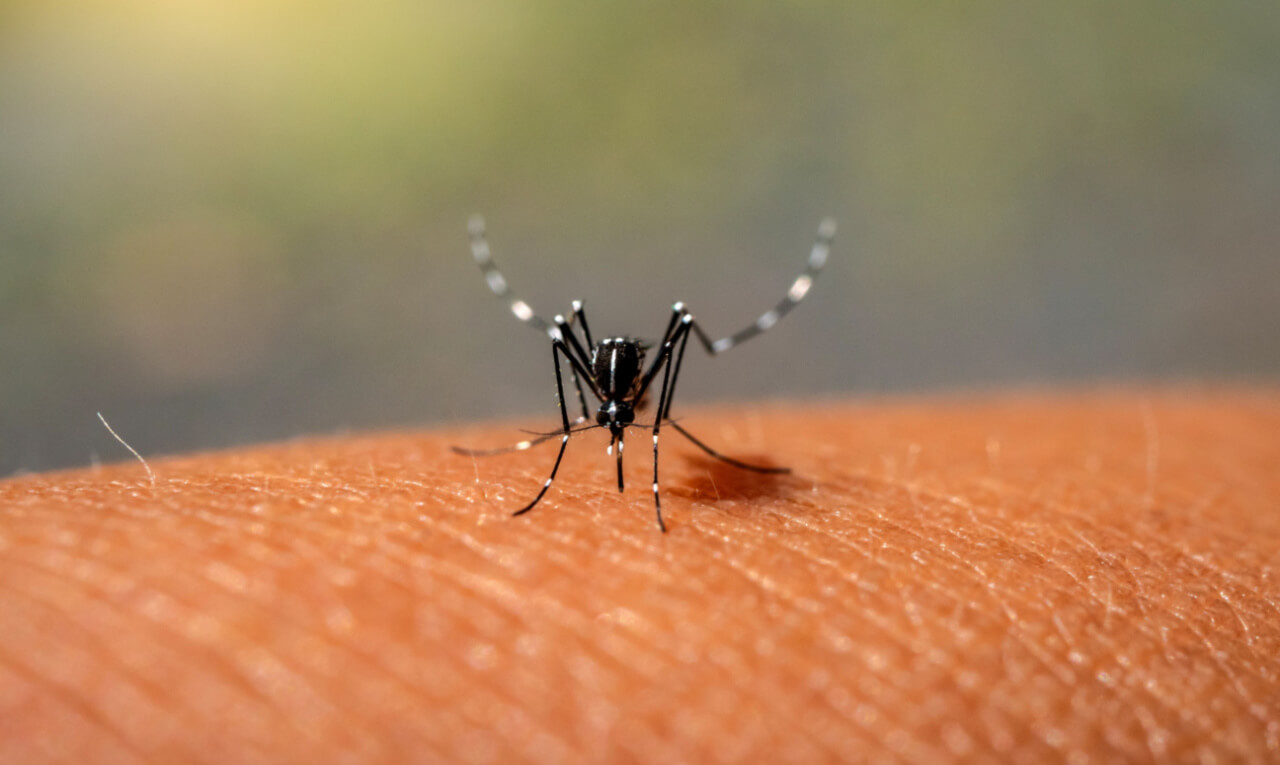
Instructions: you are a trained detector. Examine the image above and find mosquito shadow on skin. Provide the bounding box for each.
[665,453,797,503]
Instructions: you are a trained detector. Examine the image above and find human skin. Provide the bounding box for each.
[0,390,1277,764]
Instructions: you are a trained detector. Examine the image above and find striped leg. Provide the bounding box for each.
[512,339,591,516]
[468,215,551,332]
[468,214,592,419]
[570,299,595,348]
[450,417,591,458]
[666,312,791,475]
[648,315,693,532]
[633,301,689,398]
[553,312,598,419]
[689,217,836,355]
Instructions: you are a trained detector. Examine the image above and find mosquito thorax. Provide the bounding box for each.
[589,337,647,398]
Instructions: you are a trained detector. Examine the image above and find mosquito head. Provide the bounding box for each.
[596,398,635,437]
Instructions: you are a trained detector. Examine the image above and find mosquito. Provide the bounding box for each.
[453,215,835,531]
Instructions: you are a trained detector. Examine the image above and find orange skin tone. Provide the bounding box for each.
[2,390,1278,764]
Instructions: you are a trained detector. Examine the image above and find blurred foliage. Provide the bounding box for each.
[1,1,1278,470]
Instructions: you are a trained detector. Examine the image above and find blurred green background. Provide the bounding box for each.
[1,1,1278,472]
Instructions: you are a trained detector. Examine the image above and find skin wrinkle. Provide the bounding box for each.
[673,544,870,762]
[949,467,1275,663]
[416,564,587,754]
[995,514,1261,755]
[415,505,706,760]
[688,493,1014,761]
[310,511,566,760]
[0,515,302,733]
[813,411,1277,762]
[0,664,102,765]
[4,519,387,763]
[67,481,437,690]
[2,391,1280,764]
[586,542,757,757]
[334,523,578,759]
[0,612,149,764]
[2,582,295,765]
[783,493,1044,680]
[0,560,211,747]
[779,517,1047,760]
[14,480,482,762]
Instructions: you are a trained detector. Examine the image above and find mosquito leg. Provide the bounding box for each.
[635,302,689,397]
[647,315,693,532]
[468,215,554,333]
[571,300,595,349]
[690,218,835,355]
[554,313,595,420]
[660,310,694,421]
[452,431,562,458]
[450,416,591,458]
[614,434,625,492]
[668,421,791,474]
[566,301,595,419]
[513,340,576,516]
[669,316,790,475]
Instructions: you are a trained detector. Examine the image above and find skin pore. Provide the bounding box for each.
[1,390,1278,764]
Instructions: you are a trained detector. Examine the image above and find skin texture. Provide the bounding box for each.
[1,389,1278,764]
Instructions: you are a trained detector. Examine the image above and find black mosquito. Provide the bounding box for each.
[453,215,836,531]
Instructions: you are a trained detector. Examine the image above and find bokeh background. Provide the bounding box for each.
[2,2,1278,473]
